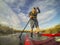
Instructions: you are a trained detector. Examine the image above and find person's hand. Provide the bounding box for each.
[36,7,40,13]
[36,7,39,9]
[30,16,33,19]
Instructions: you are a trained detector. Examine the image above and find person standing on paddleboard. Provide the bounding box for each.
[29,7,40,37]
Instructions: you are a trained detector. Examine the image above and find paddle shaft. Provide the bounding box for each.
[19,19,31,40]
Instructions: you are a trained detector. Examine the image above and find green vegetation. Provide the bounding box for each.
[0,24,14,35]
[0,24,29,35]
[41,24,60,34]
[0,24,60,35]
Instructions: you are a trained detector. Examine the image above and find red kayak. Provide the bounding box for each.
[24,33,60,45]
[41,33,60,37]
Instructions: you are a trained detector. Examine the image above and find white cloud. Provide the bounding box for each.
[0,21,9,26]
[4,0,15,3]
[0,0,30,30]
[4,0,26,7]
[38,9,57,24]
[18,13,29,23]
[4,0,26,13]
[0,0,22,29]
[29,0,57,10]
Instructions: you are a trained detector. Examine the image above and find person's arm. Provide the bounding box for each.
[29,12,33,19]
[37,7,40,13]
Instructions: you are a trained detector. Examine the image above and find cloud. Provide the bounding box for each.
[38,9,57,24]
[0,21,9,26]
[4,0,26,6]
[18,13,28,22]
[4,0,15,3]
[0,0,30,30]
[28,0,57,10]
[28,0,57,13]
[0,0,22,29]
[4,0,26,14]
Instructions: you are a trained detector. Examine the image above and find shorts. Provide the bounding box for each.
[30,18,39,29]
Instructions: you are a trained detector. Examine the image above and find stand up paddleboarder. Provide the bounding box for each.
[29,7,40,37]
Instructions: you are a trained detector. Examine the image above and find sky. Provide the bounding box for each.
[0,0,60,30]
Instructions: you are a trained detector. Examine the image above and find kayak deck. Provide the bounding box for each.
[24,34,60,45]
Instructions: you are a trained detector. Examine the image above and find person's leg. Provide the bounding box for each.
[30,19,34,38]
[34,19,40,38]
[34,19,40,33]
[30,28,33,38]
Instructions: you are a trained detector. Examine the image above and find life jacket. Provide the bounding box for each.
[29,11,37,18]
